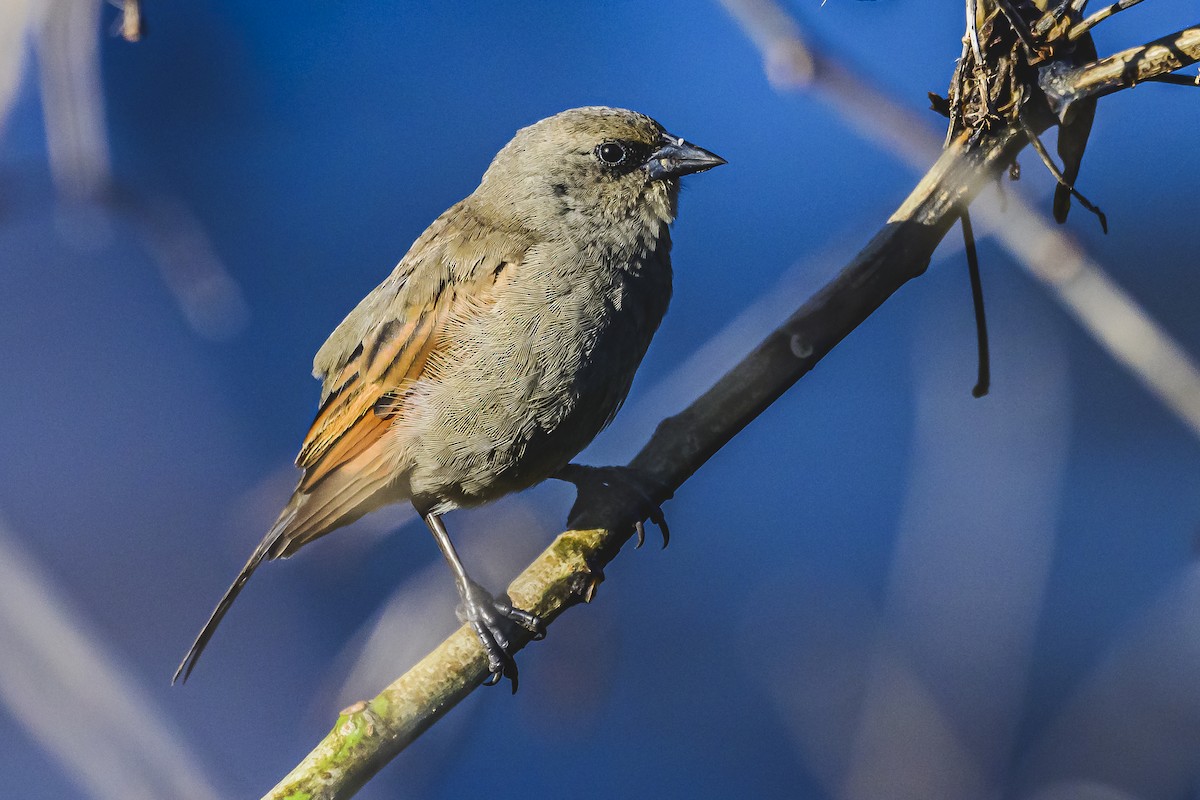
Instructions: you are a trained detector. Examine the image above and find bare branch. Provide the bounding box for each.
[1069,0,1147,41]
[1043,24,1200,110]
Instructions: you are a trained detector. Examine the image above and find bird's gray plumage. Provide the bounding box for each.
[175,106,722,684]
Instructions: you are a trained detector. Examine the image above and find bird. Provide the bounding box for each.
[174,106,725,689]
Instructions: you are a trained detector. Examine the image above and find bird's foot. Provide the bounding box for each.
[556,464,671,548]
[456,579,544,692]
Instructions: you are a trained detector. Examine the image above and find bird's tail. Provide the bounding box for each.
[171,500,299,684]
[173,457,397,684]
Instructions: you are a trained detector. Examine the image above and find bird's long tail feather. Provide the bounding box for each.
[171,503,298,684]
[173,456,396,683]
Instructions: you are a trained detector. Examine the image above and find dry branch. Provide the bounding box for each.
[1044,24,1200,109]
[265,18,1200,800]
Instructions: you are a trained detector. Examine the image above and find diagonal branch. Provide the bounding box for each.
[265,18,1200,800]
[1042,23,1200,110]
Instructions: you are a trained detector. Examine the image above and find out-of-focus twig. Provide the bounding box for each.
[0,517,221,800]
[0,0,34,138]
[720,0,942,167]
[1017,565,1200,797]
[12,1,248,339]
[720,0,1200,438]
[1144,72,1200,86]
[33,0,111,199]
[117,0,143,43]
[120,192,252,341]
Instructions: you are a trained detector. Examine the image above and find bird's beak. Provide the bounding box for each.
[645,133,726,180]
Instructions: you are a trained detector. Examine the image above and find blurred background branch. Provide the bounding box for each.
[0,518,220,800]
[36,0,111,200]
[116,0,143,43]
[1,0,249,341]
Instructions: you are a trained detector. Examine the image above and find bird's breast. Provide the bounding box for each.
[402,233,671,507]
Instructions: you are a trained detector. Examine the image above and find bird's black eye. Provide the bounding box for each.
[596,141,629,167]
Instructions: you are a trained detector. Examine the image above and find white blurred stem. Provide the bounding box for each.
[0,0,34,138]
[842,284,1071,799]
[1018,566,1200,798]
[0,517,221,800]
[125,192,252,341]
[33,0,111,198]
[26,0,252,339]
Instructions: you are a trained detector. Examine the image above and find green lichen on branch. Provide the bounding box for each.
[266,526,615,800]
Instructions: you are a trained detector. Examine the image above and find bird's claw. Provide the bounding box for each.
[637,496,670,549]
[456,580,544,692]
[491,597,546,640]
[557,464,670,548]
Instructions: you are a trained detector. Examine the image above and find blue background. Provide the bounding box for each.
[2,1,1199,798]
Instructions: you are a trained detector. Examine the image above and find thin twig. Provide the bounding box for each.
[994,0,1041,58]
[966,0,997,118]
[1017,112,1108,232]
[1069,0,1146,41]
[946,40,971,148]
[1143,72,1200,87]
[960,209,991,398]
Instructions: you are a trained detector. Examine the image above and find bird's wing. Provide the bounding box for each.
[296,201,537,494]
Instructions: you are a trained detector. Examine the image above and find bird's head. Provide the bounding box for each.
[475,106,725,238]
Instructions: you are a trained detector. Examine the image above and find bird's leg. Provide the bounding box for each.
[555,464,670,548]
[420,509,544,692]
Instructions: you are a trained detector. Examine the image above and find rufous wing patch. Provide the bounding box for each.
[294,271,501,493]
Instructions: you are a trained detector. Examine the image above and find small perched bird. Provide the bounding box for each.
[174,106,724,688]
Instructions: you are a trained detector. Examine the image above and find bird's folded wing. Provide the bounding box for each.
[295,204,536,493]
